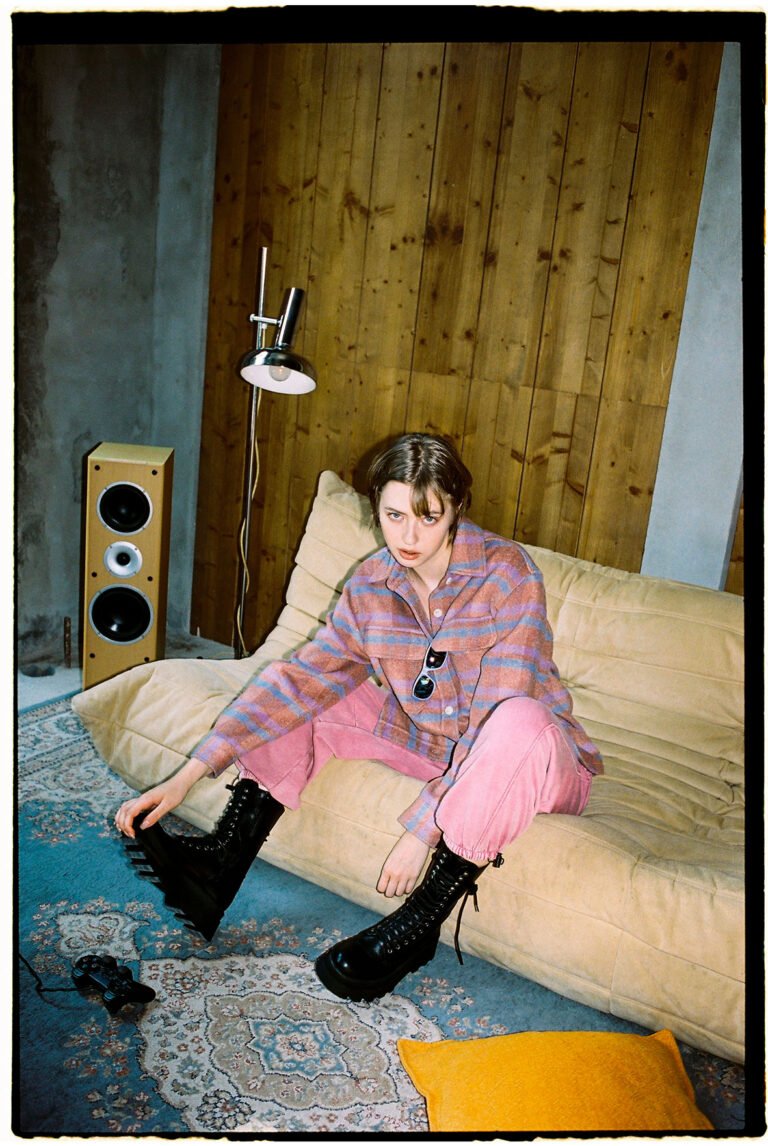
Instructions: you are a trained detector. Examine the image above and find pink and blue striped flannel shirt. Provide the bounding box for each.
[192,519,603,845]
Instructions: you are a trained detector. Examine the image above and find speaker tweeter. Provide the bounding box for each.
[103,541,143,578]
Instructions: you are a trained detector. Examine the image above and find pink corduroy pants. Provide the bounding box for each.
[237,679,592,863]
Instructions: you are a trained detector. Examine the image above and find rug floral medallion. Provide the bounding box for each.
[17,699,746,1135]
[139,952,437,1132]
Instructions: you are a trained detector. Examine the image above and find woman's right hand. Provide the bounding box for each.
[114,758,210,838]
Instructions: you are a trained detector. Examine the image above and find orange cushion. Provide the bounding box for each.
[398,1028,713,1132]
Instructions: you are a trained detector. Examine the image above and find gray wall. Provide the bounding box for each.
[15,43,220,662]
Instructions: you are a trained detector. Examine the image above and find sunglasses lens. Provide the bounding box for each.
[413,674,434,700]
[426,649,447,669]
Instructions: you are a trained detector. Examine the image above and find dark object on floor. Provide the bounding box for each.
[20,664,55,678]
[71,953,156,1014]
[125,780,284,939]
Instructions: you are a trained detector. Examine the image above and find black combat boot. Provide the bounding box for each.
[314,841,489,1001]
[125,779,284,940]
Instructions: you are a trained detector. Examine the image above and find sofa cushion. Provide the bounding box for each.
[71,470,745,1062]
[397,1028,713,1132]
[528,545,744,790]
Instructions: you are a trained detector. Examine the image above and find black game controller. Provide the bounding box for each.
[71,953,156,1013]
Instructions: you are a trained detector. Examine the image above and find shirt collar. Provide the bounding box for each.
[364,519,487,586]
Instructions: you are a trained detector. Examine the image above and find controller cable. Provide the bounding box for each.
[18,953,81,1001]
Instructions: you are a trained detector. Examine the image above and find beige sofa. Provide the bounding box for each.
[72,471,745,1063]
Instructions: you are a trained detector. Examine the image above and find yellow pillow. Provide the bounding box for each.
[398,1028,713,1132]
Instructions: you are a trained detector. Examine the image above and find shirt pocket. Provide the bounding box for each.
[363,622,425,687]
[363,621,425,661]
[430,614,497,655]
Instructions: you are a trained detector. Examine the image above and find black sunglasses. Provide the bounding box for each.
[412,646,447,700]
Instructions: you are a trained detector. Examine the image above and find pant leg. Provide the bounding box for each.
[435,696,593,864]
[237,679,443,809]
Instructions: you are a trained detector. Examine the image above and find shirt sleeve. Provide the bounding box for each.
[192,583,374,776]
[397,567,562,844]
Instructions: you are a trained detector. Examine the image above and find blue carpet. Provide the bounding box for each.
[16,698,749,1135]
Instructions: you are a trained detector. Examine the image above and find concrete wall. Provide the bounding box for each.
[15,43,220,662]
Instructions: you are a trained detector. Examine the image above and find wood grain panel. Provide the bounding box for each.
[515,42,649,553]
[248,43,330,637]
[192,44,261,642]
[724,492,744,596]
[578,41,723,569]
[604,42,723,406]
[354,42,445,447]
[406,42,510,442]
[579,398,668,569]
[461,41,578,537]
[283,44,385,525]
[193,41,726,646]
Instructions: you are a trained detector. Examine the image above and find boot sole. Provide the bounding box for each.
[314,935,439,1002]
[126,823,223,940]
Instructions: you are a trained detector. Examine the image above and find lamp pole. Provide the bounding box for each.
[234,246,269,658]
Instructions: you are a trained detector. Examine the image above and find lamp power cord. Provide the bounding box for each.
[234,386,262,656]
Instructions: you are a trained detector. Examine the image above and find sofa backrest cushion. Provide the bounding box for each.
[526,546,744,776]
[263,470,382,653]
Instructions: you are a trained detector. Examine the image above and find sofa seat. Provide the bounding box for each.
[72,471,744,1063]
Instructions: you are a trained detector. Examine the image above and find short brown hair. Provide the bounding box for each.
[367,433,473,541]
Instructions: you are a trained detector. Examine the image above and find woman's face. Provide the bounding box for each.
[379,480,455,582]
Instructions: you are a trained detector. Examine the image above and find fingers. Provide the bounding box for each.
[377,831,431,897]
[377,872,394,897]
[114,801,139,838]
[114,793,158,839]
[376,869,418,898]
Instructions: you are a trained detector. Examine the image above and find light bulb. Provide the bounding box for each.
[268,364,291,383]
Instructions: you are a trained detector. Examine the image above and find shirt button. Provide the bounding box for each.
[444,705,454,715]
[433,607,443,618]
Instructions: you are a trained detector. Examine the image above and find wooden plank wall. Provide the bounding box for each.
[192,40,725,649]
[724,492,744,596]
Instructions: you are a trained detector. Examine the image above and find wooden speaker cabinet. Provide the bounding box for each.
[82,442,174,689]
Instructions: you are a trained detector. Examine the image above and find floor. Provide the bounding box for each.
[17,632,233,711]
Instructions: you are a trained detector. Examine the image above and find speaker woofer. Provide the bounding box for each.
[97,482,153,534]
[89,585,154,645]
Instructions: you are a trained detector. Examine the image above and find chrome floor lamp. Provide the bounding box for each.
[234,246,317,658]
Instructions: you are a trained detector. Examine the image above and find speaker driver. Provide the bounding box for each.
[97,481,153,534]
[89,585,154,645]
[103,541,143,578]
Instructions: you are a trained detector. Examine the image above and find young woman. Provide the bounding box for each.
[115,432,602,1001]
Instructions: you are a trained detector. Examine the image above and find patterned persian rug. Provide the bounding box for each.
[16,697,748,1136]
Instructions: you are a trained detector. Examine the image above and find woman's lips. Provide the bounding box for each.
[398,549,419,561]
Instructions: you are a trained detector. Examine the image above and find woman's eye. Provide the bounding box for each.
[386,511,402,521]
[423,515,438,525]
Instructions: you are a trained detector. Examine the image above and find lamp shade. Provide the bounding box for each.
[239,347,317,393]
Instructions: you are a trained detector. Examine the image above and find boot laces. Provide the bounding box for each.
[369,847,482,965]
[216,781,261,843]
[449,853,503,961]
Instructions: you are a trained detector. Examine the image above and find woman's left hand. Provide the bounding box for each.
[377,831,431,898]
